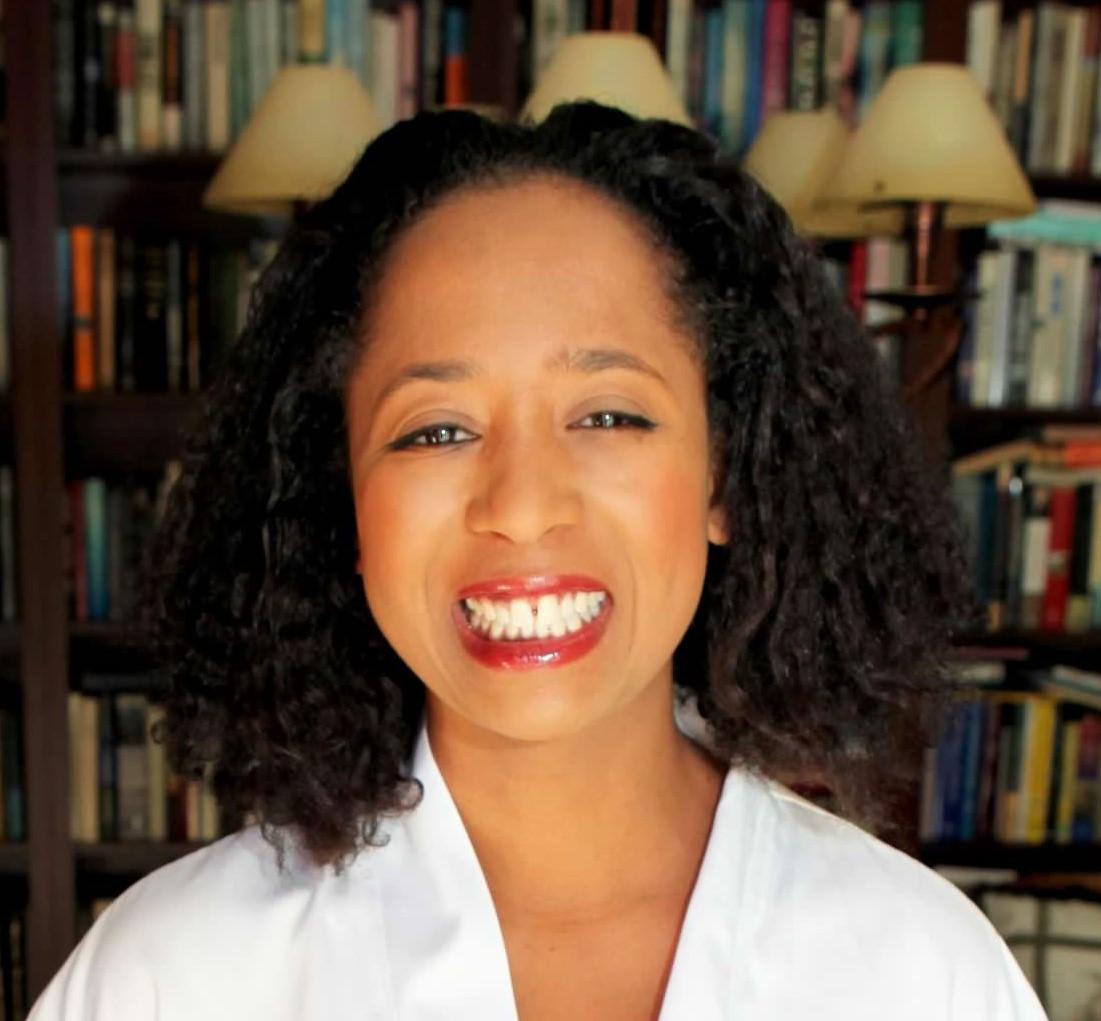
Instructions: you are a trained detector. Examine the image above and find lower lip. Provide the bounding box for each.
[452,599,612,670]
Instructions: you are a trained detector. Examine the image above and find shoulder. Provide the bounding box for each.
[80,824,312,949]
[731,770,1048,1019]
[29,825,331,1020]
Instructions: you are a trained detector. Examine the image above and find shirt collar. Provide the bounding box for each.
[370,703,755,1021]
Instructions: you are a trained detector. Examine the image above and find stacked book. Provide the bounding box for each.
[58,227,278,394]
[921,661,1101,846]
[952,431,1101,633]
[54,0,471,152]
[959,201,1101,411]
[65,463,180,624]
[68,686,221,844]
[968,1,1101,178]
[660,0,923,155]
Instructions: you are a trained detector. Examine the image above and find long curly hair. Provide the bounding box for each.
[138,101,976,871]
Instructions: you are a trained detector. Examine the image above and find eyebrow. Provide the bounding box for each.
[373,346,668,408]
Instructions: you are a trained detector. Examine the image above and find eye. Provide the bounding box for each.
[573,411,656,432]
[388,423,477,450]
[387,411,656,452]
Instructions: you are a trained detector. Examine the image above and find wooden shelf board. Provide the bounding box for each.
[922,841,1101,873]
[64,391,203,477]
[70,620,155,674]
[950,406,1101,455]
[0,841,27,876]
[1029,174,1101,201]
[953,631,1101,655]
[57,149,222,176]
[952,632,1101,669]
[951,406,1101,427]
[74,841,209,876]
[55,151,276,238]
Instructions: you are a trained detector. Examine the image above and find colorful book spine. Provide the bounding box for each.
[1042,485,1077,630]
[441,6,466,107]
[760,0,791,124]
[70,226,97,393]
[84,479,110,622]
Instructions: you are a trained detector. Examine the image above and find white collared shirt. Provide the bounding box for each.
[30,713,1049,1020]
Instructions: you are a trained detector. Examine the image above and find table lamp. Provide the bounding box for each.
[743,107,903,238]
[202,64,381,217]
[519,32,692,126]
[814,63,1035,399]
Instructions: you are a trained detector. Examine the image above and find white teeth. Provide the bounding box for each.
[535,594,557,639]
[510,599,535,638]
[462,590,608,641]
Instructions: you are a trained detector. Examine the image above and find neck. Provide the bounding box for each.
[426,679,725,922]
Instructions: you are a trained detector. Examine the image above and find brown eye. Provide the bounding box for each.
[389,424,476,450]
[574,412,656,431]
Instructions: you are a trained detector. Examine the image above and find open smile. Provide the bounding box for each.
[451,590,613,670]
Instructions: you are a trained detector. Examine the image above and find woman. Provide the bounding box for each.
[30,102,1047,1020]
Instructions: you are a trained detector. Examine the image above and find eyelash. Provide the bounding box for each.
[388,411,656,451]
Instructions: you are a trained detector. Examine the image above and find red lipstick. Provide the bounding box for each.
[453,574,613,670]
[456,573,609,601]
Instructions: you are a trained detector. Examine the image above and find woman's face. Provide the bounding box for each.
[345,175,728,745]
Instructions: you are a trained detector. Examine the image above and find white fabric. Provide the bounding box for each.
[30,712,1049,1020]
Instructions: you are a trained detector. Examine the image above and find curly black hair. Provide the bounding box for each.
[138,100,977,872]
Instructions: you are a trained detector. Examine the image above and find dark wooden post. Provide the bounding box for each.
[6,0,75,996]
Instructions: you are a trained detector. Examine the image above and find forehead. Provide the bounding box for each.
[357,175,698,371]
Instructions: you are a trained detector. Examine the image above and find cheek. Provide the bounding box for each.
[353,467,455,621]
[602,451,711,601]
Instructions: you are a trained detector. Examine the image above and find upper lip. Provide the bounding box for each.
[456,574,611,602]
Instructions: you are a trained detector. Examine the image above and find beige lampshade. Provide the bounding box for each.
[743,107,904,238]
[520,32,692,126]
[203,65,381,216]
[816,63,1035,229]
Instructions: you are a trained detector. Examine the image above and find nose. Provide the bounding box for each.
[464,422,583,544]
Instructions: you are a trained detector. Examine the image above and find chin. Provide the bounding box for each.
[448,685,616,747]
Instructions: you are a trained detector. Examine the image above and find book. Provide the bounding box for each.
[1041,482,1077,631]
[115,694,150,840]
[135,0,163,150]
[70,226,96,393]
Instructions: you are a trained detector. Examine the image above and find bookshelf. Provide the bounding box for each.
[7,0,1093,1010]
[4,0,523,1003]
[937,1,1101,904]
